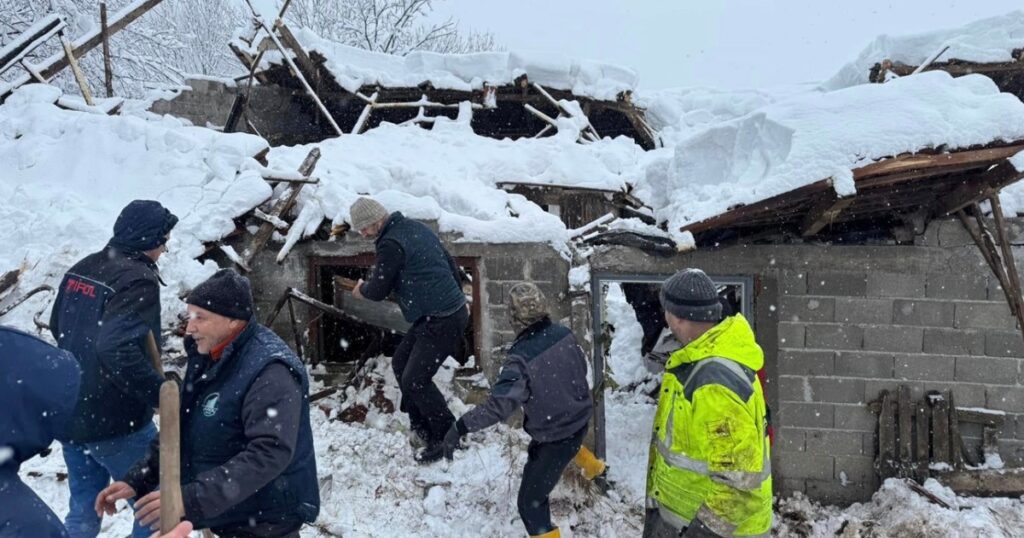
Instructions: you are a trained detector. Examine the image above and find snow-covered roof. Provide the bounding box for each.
[261,27,639,101]
[824,10,1024,90]
[654,71,1024,234]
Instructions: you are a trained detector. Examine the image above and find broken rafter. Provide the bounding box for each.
[237,147,322,271]
[987,194,1024,340]
[0,14,65,76]
[934,160,1024,216]
[99,3,113,98]
[532,82,601,140]
[245,8,342,135]
[801,188,855,237]
[58,32,94,106]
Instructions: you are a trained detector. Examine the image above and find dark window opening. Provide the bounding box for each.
[309,256,481,368]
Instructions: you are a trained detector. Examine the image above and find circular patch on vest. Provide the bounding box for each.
[202,392,220,418]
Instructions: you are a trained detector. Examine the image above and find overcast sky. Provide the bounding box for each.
[430,0,1021,90]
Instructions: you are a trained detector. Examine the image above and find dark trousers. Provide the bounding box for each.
[518,425,588,536]
[392,306,469,445]
[212,520,302,537]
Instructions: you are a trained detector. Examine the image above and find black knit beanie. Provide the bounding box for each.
[109,200,178,252]
[186,268,253,320]
[660,268,722,322]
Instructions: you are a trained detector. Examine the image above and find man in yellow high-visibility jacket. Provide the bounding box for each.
[644,269,772,538]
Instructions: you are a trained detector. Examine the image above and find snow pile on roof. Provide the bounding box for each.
[824,10,1024,90]
[652,71,1024,232]
[266,27,638,101]
[775,477,1024,537]
[263,119,647,257]
[0,84,270,326]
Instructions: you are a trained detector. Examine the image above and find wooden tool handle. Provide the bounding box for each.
[145,330,163,375]
[159,380,185,534]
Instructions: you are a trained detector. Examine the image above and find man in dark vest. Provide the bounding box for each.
[50,199,178,538]
[95,269,319,537]
[350,197,469,463]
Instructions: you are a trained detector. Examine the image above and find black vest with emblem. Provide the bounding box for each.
[375,212,465,323]
[180,321,319,529]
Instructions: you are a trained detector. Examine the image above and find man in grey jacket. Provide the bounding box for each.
[440,282,592,538]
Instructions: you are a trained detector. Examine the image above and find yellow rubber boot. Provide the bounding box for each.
[531,528,560,538]
[573,446,606,480]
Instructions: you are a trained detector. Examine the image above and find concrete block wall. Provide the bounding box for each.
[588,217,1024,505]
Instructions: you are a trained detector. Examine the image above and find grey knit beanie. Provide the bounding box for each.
[660,268,722,322]
[508,282,549,330]
[349,197,389,231]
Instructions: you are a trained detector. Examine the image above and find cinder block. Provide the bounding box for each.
[778,402,834,429]
[955,302,1017,331]
[986,386,1024,413]
[864,380,925,403]
[867,272,926,298]
[777,454,833,481]
[807,272,868,296]
[833,455,877,485]
[780,270,807,295]
[835,351,894,378]
[894,354,955,382]
[779,296,835,323]
[834,297,893,325]
[926,273,988,300]
[806,324,864,350]
[863,325,923,353]
[777,478,807,498]
[776,429,806,453]
[988,276,1006,302]
[778,322,805,348]
[778,350,834,376]
[893,300,955,327]
[926,382,987,408]
[922,328,985,356]
[955,356,1019,384]
[808,377,867,404]
[834,404,877,432]
[806,431,865,456]
[778,375,812,403]
[985,330,1024,357]
[485,257,526,281]
[804,479,876,505]
[486,281,507,305]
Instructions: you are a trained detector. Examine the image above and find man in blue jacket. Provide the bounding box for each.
[441,283,592,538]
[97,269,319,537]
[49,199,178,538]
[349,197,469,463]
[0,326,81,538]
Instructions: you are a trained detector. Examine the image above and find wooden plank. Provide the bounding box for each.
[100,3,113,98]
[947,391,965,469]
[877,390,897,479]
[934,467,1024,497]
[914,401,930,481]
[988,194,1024,339]
[931,394,951,467]
[957,407,1005,428]
[237,147,321,271]
[801,191,855,237]
[933,160,1024,216]
[853,144,1024,181]
[59,34,94,106]
[897,385,913,475]
[158,380,185,534]
[0,15,65,75]
[273,20,320,87]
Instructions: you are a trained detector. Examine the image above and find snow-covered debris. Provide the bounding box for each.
[260,27,638,101]
[652,71,1024,233]
[0,84,270,328]
[824,10,1024,90]
[775,478,1024,538]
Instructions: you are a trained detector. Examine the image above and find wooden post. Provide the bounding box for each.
[947,391,965,469]
[897,385,913,476]
[100,3,114,98]
[59,33,94,106]
[286,294,304,362]
[158,380,185,534]
[931,394,951,467]
[914,401,930,481]
[878,390,897,478]
[144,331,163,375]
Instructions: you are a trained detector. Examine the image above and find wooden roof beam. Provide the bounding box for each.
[932,160,1024,217]
[801,189,856,237]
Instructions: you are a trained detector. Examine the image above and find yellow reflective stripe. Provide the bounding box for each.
[697,503,738,537]
[657,436,771,491]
